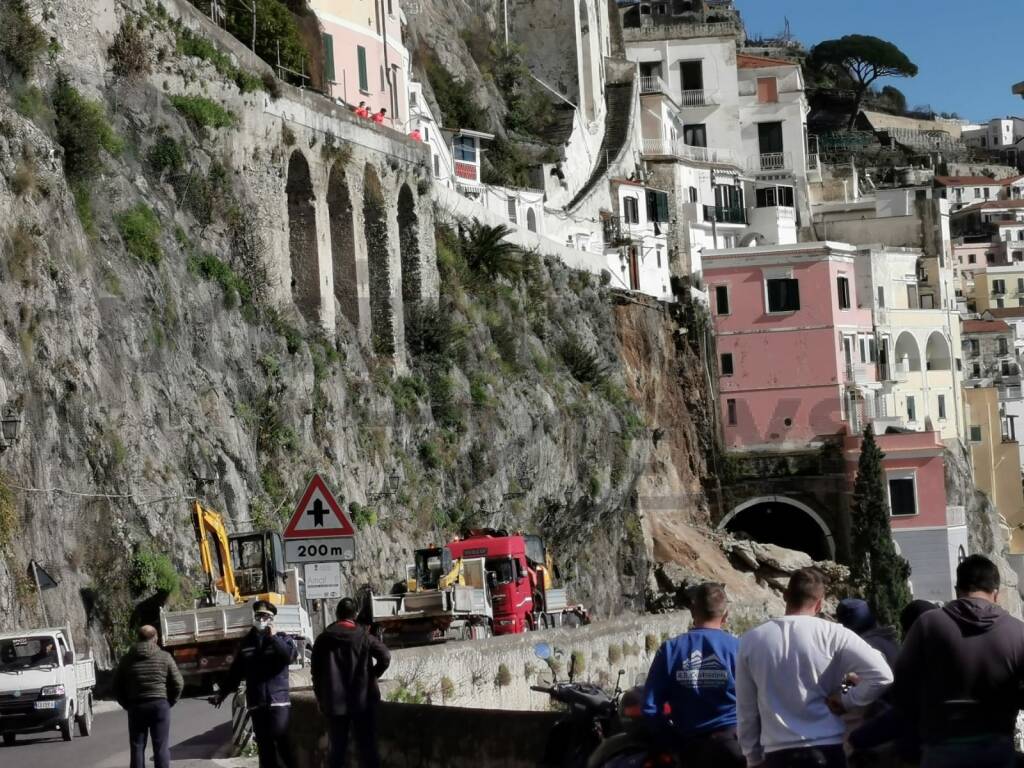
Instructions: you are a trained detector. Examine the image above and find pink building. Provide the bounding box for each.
[706,242,877,451]
[843,430,966,603]
[311,0,410,129]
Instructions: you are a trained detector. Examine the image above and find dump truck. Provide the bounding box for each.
[0,626,96,745]
[370,530,587,644]
[159,501,313,685]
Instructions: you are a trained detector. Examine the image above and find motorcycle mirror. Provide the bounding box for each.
[614,669,625,694]
[533,642,552,661]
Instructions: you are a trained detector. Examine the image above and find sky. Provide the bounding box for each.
[737,0,1024,123]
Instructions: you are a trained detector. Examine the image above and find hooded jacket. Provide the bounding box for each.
[221,628,296,709]
[894,597,1024,744]
[311,621,391,716]
[113,641,184,709]
[861,625,900,670]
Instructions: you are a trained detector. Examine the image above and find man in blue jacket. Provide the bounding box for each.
[643,582,744,767]
[217,601,297,768]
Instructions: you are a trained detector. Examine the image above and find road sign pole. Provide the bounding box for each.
[31,560,49,626]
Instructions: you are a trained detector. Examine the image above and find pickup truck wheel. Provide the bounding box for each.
[2,733,15,746]
[60,709,75,742]
[77,698,93,737]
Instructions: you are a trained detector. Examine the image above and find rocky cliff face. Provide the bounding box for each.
[0,0,754,662]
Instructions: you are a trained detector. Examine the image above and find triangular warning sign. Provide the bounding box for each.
[283,474,355,539]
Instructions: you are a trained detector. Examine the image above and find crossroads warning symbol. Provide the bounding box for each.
[283,474,355,539]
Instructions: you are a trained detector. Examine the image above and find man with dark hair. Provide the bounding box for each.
[113,624,183,768]
[737,568,892,767]
[312,596,391,768]
[216,601,297,768]
[894,554,1024,768]
[642,583,743,767]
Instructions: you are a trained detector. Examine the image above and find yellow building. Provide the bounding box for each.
[965,386,1024,550]
[972,265,1024,312]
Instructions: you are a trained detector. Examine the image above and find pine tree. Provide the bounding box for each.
[850,425,913,629]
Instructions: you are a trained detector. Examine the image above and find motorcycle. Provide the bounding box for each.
[531,642,625,767]
[585,674,680,768]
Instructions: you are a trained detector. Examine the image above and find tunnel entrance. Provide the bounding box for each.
[721,496,833,562]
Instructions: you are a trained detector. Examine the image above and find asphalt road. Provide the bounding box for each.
[0,697,233,767]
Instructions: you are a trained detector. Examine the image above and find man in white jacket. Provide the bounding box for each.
[736,567,893,767]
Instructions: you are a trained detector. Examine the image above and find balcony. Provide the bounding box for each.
[679,89,714,108]
[702,205,746,225]
[602,216,633,247]
[749,152,793,173]
[642,139,738,166]
[639,75,668,95]
[623,20,742,43]
[845,362,879,386]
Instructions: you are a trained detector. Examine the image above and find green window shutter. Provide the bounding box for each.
[656,191,669,222]
[322,33,335,83]
[357,46,368,92]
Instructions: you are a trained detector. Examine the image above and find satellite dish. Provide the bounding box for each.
[441,547,454,574]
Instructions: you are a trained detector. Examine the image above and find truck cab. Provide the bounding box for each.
[448,534,535,635]
[0,628,95,744]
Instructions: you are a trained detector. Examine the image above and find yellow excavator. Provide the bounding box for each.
[160,502,311,685]
[191,500,288,606]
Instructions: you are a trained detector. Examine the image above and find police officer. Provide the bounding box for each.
[216,601,296,768]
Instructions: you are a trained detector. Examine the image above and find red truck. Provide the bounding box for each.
[447,530,588,635]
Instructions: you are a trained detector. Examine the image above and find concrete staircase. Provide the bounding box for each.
[567,79,636,210]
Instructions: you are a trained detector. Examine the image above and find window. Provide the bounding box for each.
[507,198,517,224]
[755,186,795,208]
[973,362,981,378]
[357,46,369,92]
[433,155,440,177]
[877,286,885,308]
[1002,360,1012,376]
[322,33,335,83]
[720,353,734,376]
[888,475,918,517]
[757,121,784,154]
[968,254,976,264]
[526,208,537,233]
[997,298,1006,309]
[974,188,982,199]
[969,339,980,356]
[999,337,1009,355]
[380,65,386,92]
[453,135,476,162]
[938,394,947,420]
[970,425,983,442]
[985,187,991,199]
[837,276,851,309]
[715,285,730,315]
[647,190,669,222]
[766,278,800,312]
[993,279,1006,294]
[656,247,662,268]
[680,60,704,92]
[726,398,737,426]
[756,76,778,103]
[623,196,640,224]
[688,186,698,203]
[906,395,916,422]
[868,338,877,363]
[423,127,429,141]
[388,0,393,13]
[683,123,707,148]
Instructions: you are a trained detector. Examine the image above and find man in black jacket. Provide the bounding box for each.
[312,597,391,768]
[216,601,297,768]
[894,555,1024,768]
[113,625,184,768]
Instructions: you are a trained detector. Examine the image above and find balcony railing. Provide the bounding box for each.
[679,89,714,107]
[749,152,792,172]
[602,216,633,246]
[702,205,746,225]
[623,20,741,42]
[642,138,737,165]
[845,362,878,385]
[807,153,820,171]
[639,75,668,95]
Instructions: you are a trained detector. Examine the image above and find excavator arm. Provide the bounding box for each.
[192,500,240,604]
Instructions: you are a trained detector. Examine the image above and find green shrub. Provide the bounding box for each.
[462,221,524,282]
[481,137,534,189]
[607,644,622,665]
[224,0,307,77]
[495,663,512,687]
[558,335,609,384]
[72,184,96,236]
[391,375,426,416]
[146,133,184,177]
[13,84,49,121]
[420,49,484,131]
[109,16,152,80]
[116,203,162,264]
[176,27,263,93]
[349,502,377,530]
[173,160,235,227]
[427,370,462,430]
[406,302,464,365]
[129,546,180,597]
[188,251,253,308]
[570,650,586,677]
[0,0,47,77]
[170,94,238,130]
[53,73,123,182]
[645,633,659,654]
[440,676,455,701]
[0,473,17,549]
[419,441,441,470]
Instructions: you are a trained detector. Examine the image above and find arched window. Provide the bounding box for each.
[526,208,538,233]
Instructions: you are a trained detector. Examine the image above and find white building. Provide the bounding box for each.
[936,176,1009,212]
[604,179,673,299]
[407,82,455,190]
[962,117,1024,150]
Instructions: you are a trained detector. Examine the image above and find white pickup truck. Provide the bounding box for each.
[0,626,95,744]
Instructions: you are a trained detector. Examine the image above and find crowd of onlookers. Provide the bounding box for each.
[643,554,1024,767]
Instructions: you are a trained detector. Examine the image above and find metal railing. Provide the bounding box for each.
[679,89,713,107]
[845,362,878,385]
[750,152,792,172]
[642,138,738,166]
[602,216,633,246]
[639,75,667,94]
[702,205,746,224]
[623,20,740,42]
[807,153,820,171]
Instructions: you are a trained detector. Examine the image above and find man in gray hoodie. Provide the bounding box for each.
[113,625,184,768]
[894,555,1024,768]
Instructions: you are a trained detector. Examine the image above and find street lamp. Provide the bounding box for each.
[0,406,22,451]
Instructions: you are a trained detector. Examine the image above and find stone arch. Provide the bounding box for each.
[925,331,952,371]
[397,184,421,328]
[286,150,321,323]
[363,163,394,356]
[719,495,835,561]
[578,0,597,123]
[327,163,358,328]
[526,208,538,233]
[894,331,922,373]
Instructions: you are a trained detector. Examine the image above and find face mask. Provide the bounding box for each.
[253,617,272,630]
